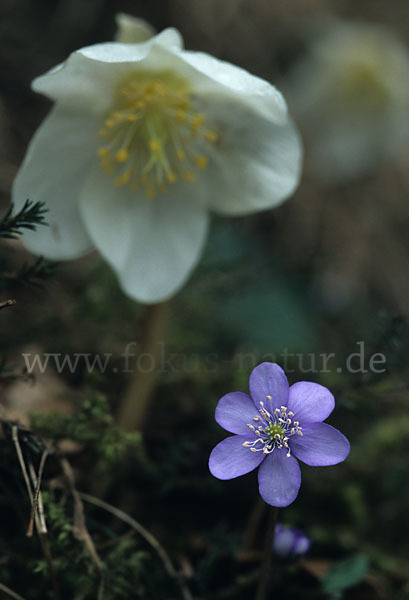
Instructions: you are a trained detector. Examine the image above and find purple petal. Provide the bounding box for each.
[287,382,335,423]
[274,527,296,558]
[209,435,264,480]
[215,392,259,435]
[249,363,289,414]
[293,534,311,556]
[258,450,301,507]
[290,423,350,466]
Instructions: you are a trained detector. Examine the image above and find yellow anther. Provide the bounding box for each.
[116,148,129,162]
[195,155,208,170]
[99,71,219,195]
[192,114,205,128]
[182,171,196,182]
[97,147,110,158]
[205,131,218,143]
[149,139,161,152]
[115,171,132,187]
[177,100,189,111]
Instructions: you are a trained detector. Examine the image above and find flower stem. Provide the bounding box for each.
[255,505,278,600]
[118,301,169,430]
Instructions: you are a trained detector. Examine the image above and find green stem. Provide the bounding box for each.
[118,301,169,430]
[255,505,278,600]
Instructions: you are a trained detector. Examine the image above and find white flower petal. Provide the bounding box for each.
[151,28,184,51]
[11,108,97,259]
[179,50,289,125]
[79,167,209,303]
[115,13,156,44]
[287,19,409,182]
[204,106,302,216]
[32,31,182,113]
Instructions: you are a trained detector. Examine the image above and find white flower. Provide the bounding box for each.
[287,19,409,183]
[12,15,302,303]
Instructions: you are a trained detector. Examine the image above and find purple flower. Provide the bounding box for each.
[208,362,350,507]
[273,524,311,560]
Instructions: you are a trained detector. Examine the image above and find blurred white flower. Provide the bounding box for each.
[287,20,409,182]
[12,15,301,303]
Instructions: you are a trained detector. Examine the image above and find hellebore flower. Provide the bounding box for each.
[273,524,311,560]
[286,19,409,182]
[209,363,350,507]
[12,14,302,303]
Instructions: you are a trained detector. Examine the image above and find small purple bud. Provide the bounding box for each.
[273,524,311,560]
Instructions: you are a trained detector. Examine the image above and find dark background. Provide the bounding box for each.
[0,1,409,599]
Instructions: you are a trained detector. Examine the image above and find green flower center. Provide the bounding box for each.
[242,402,303,459]
[265,423,284,440]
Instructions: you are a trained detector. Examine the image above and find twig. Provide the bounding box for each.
[79,491,193,600]
[0,299,16,310]
[11,426,35,515]
[0,581,27,600]
[12,426,60,600]
[28,462,60,600]
[255,506,278,600]
[27,450,49,536]
[59,458,105,600]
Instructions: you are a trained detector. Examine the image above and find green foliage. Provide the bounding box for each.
[30,394,142,464]
[99,539,151,599]
[31,492,153,600]
[0,200,57,291]
[322,554,369,598]
[0,256,58,290]
[0,199,48,239]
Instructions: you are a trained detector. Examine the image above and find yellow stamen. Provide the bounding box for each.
[149,139,161,153]
[116,148,129,162]
[97,70,219,196]
[182,171,196,182]
[115,171,132,187]
[195,155,208,170]
[192,114,205,128]
[205,131,218,143]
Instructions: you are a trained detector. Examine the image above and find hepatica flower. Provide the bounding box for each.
[287,20,409,182]
[209,363,350,507]
[274,524,311,560]
[12,14,302,303]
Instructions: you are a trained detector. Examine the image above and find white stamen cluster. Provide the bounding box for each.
[242,396,303,459]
